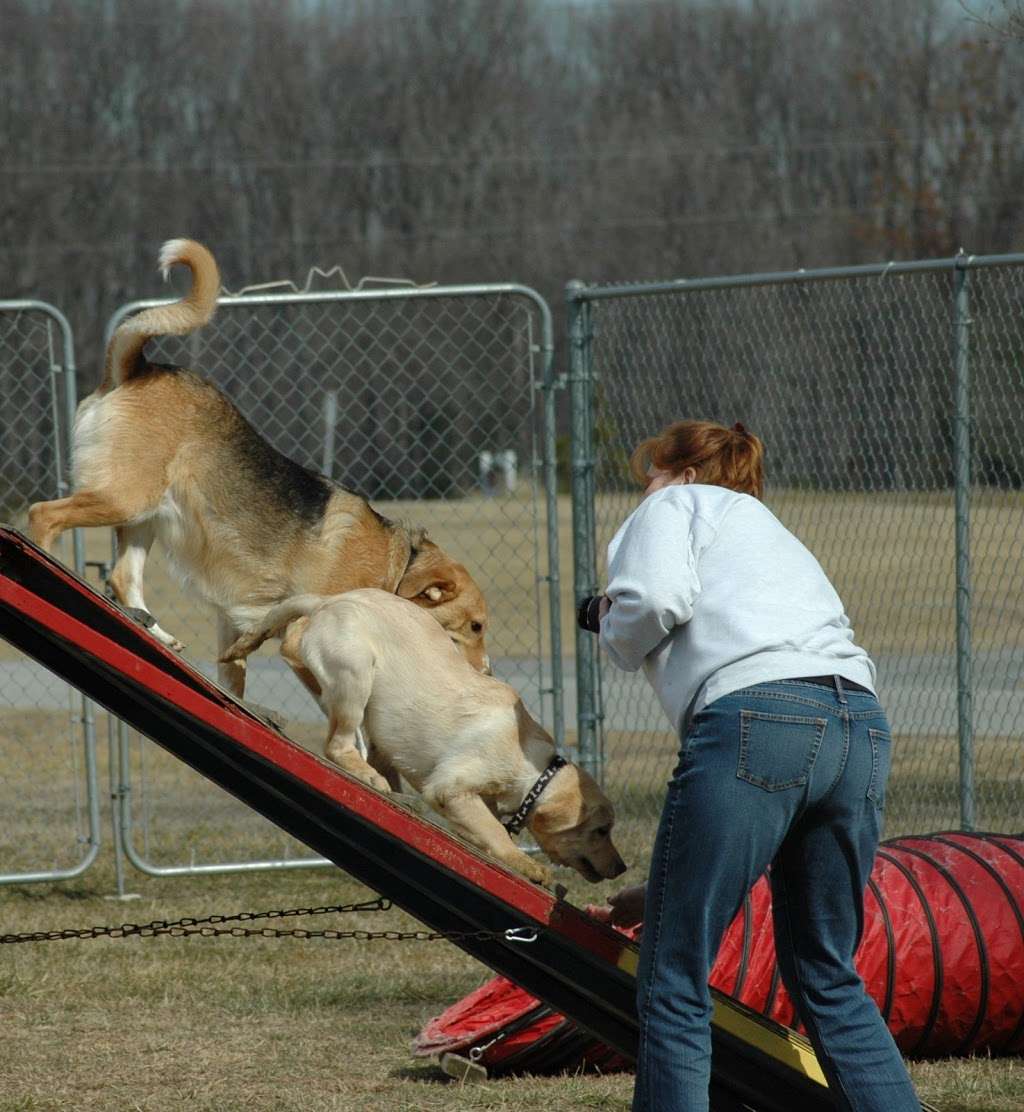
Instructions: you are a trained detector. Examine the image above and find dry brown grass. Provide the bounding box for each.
[768,489,1024,654]
[0,860,1020,1111]
[0,863,631,1112]
[1,717,1021,1111]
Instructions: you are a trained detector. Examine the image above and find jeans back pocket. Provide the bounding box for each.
[867,728,892,810]
[737,710,827,791]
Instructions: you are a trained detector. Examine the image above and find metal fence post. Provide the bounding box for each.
[0,300,102,885]
[538,317,566,752]
[567,282,602,781]
[952,258,974,831]
[60,332,104,874]
[321,389,338,479]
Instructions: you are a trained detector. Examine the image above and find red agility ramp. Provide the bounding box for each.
[414,836,1023,1073]
[2,525,909,1112]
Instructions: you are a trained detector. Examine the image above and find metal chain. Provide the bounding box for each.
[1,898,391,944]
[0,898,533,947]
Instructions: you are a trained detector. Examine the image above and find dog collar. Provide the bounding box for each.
[502,755,568,837]
[390,531,420,595]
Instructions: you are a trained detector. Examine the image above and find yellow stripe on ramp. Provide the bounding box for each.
[616,944,827,1089]
[712,995,829,1087]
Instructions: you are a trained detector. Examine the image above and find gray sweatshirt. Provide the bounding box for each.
[599,483,876,732]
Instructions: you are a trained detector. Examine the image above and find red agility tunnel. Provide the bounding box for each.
[414,831,1024,1074]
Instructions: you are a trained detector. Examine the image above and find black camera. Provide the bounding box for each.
[577,595,607,633]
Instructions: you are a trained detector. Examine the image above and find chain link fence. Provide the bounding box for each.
[6,255,1020,890]
[0,301,101,883]
[97,284,561,879]
[569,255,1024,867]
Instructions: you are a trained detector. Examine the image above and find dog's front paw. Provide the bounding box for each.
[153,628,185,653]
[519,857,554,887]
[367,770,393,794]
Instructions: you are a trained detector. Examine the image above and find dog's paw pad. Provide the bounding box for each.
[522,862,554,887]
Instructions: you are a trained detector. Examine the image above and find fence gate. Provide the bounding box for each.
[100,282,562,879]
[569,254,1024,858]
[0,300,101,885]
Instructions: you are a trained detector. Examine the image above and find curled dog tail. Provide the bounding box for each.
[100,238,221,392]
[219,594,328,663]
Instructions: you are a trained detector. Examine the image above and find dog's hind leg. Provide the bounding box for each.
[283,620,388,780]
[280,617,321,700]
[217,612,287,728]
[217,611,247,699]
[325,712,391,793]
[110,522,184,652]
[295,627,391,782]
[312,649,391,793]
[279,615,364,745]
[366,743,403,792]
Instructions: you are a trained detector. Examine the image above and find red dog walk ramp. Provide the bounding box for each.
[0,527,938,1112]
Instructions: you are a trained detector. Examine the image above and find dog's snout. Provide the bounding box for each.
[593,848,628,880]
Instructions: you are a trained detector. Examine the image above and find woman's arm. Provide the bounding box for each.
[599,491,701,671]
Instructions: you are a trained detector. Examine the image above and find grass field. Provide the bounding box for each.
[2,710,1022,1110]
[2,859,1023,1111]
[2,491,1022,1109]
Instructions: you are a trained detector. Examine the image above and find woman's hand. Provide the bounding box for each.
[577,594,611,633]
[588,883,647,927]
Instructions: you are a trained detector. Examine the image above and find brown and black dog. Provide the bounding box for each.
[28,239,489,700]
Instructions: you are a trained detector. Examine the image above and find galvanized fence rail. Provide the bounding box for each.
[0,300,101,884]
[569,253,1024,847]
[99,283,562,881]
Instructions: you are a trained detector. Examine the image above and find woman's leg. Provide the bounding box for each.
[632,693,819,1112]
[770,699,920,1112]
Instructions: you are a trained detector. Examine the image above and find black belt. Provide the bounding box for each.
[794,674,873,695]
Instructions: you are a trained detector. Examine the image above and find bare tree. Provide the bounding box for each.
[961,1,1024,39]
[2,0,1023,395]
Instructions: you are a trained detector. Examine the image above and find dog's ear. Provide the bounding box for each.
[529,797,582,837]
[398,542,462,606]
[397,570,458,607]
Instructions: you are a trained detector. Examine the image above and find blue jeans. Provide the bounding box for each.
[633,678,920,1112]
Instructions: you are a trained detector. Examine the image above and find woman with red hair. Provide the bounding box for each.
[580,420,920,1112]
